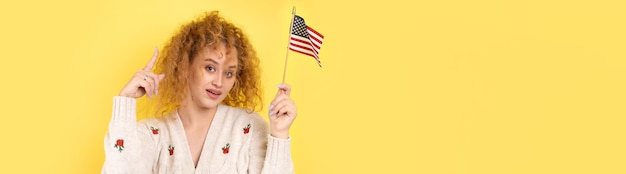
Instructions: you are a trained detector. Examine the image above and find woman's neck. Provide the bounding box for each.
[177,104,218,129]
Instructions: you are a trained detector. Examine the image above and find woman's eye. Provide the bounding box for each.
[226,72,233,78]
[205,66,215,72]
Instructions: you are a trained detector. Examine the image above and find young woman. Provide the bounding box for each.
[102,11,297,174]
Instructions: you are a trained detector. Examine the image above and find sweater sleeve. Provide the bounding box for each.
[102,96,158,174]
[248,114,294,174]
[262,135,294,174]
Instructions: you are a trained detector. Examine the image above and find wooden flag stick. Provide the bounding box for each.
[282,6,296,84]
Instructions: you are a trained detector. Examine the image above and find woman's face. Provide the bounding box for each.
[186,44,238,110]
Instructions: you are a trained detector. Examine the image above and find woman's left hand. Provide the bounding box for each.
[268,84,297,139]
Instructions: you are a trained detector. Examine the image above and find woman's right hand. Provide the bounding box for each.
[119,47,165,99]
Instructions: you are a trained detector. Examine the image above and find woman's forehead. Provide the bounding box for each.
[196,45,238,64]
[206,44,237,55]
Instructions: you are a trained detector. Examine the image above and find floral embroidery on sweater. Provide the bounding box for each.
[221,143,230,154]
[114,139,124,152]
[243,123,251,134]
[168,145,175,156]
[150,126,159,135]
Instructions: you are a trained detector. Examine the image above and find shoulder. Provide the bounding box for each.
[136,113,174,130]
[133,113,176,143]
[137,115,168,125]
[220,105,268,128]
[220,105,259,119]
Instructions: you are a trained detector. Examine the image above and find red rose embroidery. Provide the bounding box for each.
[168,145,175,156]
[243,124,251,134]
[114,139,124,152]
[221,143,230,154]
[150,126,159,135]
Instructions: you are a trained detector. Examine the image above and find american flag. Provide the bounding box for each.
[289,15,324,67]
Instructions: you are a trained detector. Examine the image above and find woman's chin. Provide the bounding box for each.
[200,98,223,109]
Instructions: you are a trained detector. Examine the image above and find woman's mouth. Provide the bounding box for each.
[206,89,222,99]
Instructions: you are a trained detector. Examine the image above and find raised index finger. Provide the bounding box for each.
[144,47,159,71]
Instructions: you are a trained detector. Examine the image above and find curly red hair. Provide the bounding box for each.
[151,11,262,116]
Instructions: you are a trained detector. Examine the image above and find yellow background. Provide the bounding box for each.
[0,0,624,173]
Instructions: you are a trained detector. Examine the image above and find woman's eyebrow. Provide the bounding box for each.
[204,58,219,64]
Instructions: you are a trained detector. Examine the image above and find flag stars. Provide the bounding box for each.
[291,16,309,38]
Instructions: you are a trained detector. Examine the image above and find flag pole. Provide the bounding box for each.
[282,6,296,84]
